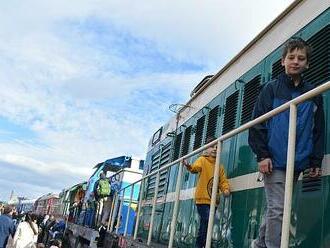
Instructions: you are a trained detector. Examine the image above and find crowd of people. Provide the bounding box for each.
[0,205,65,248]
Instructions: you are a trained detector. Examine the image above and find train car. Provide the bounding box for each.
[62,156,144,247]
[136,1,330,247]
[35,193,60,217]
[17,198,37,213]
[59,182,87,223]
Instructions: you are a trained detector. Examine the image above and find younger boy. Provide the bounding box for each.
[183,137,230,248]
[249,37,324,248]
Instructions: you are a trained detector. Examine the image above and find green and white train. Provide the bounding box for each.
[136,0,330,247]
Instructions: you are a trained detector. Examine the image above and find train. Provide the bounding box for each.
[58,156,144,247]
[134,1,330,247]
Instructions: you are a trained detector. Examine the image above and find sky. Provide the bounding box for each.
[0,0,295,201]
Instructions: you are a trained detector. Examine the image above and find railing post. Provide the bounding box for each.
[116,189,125,234]
[107,193,117,231]
[110,192,119,232]
[280,104,297,248]
[205,140,222,248]
[124,184,135,236]
[148,172,160,246]
[134,180,144,240]
[168,161,183,248]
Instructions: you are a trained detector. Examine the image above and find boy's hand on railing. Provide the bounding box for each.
[182,160,191,169]
[258,158,272,174]
[309,167,322,178]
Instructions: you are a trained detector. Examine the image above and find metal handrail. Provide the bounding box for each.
[109,81,330,247]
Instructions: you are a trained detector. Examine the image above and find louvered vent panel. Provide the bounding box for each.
[241,75,262,125]
[302,170,321,192]
[222,91,239,135]
[146,143,172,199]
[193,116,205,150]
[205,106,219,141]
[146,150,161,199]
[157,143,171,197]
[181,126,192,156]
[172,133,182,161]
[271,59,284,79]
[304,25,330,85]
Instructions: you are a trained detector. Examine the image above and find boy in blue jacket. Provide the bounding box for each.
[249,37,325,248]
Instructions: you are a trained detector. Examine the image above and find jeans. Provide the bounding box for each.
[254,170,299,248]
[196,204,210,248]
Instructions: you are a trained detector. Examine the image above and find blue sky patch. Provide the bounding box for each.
[0,116,37,143]
[56,17,205,76]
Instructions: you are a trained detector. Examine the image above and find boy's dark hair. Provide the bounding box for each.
[282,37,312,62]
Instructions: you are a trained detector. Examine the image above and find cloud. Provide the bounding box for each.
[0,0,294,201]
[0,159,90,200]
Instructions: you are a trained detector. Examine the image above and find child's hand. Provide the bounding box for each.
[309,167,321,178]
[223,189,230,197]
[182,160,190,168]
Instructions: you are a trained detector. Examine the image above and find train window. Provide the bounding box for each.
[241,75,262,125]
[172,132,182,161]
[222,91,239,135]
[139,160,144,170]
[304,25,330,85]
[181,126,192,156]
[193,116,205,150]
[152,127,162,145]
[205,105,219,141]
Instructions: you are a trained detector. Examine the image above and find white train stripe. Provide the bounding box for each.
[141,154,330,205]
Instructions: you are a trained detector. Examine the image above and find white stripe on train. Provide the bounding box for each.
[142,154,330,205]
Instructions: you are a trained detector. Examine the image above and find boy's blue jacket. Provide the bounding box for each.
[248,73,325,172]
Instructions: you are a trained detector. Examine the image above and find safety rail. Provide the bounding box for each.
[107,81,330,248]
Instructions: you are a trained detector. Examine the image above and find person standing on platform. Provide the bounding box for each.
[12,212,38,248]
[94,171,111,227]
[183,136,230,248]
[249,37,325,248]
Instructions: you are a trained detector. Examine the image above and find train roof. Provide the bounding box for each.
[36,192,59,201]
[93,155,132,171]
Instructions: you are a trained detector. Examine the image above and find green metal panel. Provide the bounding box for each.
[294,178,324,247]
[324,91,330,154]
[231,62,265,177]
[321,176,330,248]
[220,83,241,178]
